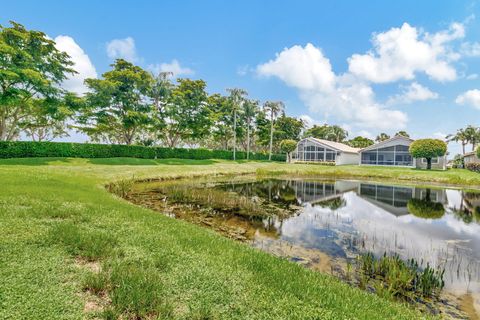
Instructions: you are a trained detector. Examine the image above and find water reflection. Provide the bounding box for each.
[221,179,480,301]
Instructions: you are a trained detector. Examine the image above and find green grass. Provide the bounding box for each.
[3,157,475,319]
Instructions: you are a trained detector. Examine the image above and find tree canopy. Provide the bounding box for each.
[0,21,76,141]
[409,139,447,169]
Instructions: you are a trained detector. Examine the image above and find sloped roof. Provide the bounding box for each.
[307,137,361,153]
[360,135,414,152]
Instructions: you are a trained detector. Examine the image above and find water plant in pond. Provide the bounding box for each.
[357,253,445,303]
[108,177,135,198]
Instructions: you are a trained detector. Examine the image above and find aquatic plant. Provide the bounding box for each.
[107,177,135,198]
[357,253,445,302]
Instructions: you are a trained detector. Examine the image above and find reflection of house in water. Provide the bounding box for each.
[294,180,359,205]
[358,184,447,217]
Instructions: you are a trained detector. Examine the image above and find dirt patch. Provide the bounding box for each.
[75,257,101,273]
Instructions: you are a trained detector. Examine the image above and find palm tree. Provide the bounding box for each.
[226,88,247,160]
[326,125,348,142]
[243,99,259,160]
[375,133,390,143]
[464,125,480,151]
[395,130,410,138]
[447,128,468,155]
[263,101,285,160]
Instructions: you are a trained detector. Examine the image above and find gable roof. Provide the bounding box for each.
[360,135,414,152]
[306,137,360,154]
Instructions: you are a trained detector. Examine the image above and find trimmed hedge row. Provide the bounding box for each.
[0,141,286,162]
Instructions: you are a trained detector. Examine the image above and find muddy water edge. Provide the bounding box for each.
[118,175,480,319]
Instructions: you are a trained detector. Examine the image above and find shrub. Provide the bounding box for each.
[279,139,297,163]
[0,141,286,162]
[466,162,480,173]
[409,139,447,170]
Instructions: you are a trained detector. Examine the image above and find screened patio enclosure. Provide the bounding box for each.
[293,138,360,165]
[295,139,338,162]
[360,145,413,166]
[359,136,414,167]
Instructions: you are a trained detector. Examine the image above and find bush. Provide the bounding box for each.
[0,141,286,162]
[466,162,480,173]
[409,139,447,170]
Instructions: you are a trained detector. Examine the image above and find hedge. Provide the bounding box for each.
[0,141,286,162]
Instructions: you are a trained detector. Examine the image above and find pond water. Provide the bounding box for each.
[130,177,480,318]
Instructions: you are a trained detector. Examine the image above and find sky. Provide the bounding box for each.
[2,0,480,155]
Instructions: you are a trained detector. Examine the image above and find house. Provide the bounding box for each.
[292,137,360,165]
[359,135,447,170]
[463,151,480,166]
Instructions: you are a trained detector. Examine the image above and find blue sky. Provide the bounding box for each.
[2,0,480,155]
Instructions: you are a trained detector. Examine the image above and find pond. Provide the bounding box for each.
[128,177,480,318]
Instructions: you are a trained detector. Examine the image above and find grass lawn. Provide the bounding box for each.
[3,157,476,319]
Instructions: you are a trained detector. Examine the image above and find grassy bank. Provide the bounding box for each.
[2,158,471,319]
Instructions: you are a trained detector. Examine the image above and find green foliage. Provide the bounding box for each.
[0,21,76,141]
[409,139,447,169]
[477,147,480,159]
[305,124,348,142]
[347,136,374,148]
[394,131,410,138]
[357,252,445,302]
[279,139,297,154]
[375,133,390,142]
[78,59,154,145]
[163,79,211,147]
[0,141,286,161]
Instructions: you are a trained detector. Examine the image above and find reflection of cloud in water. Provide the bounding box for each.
[272,189,480,297]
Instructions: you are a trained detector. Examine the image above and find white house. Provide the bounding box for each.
[463,151,480,166]
[359,135,447,170]
[292,137,360,165]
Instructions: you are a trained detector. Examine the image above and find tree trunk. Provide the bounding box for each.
[246,118,250,160]
[233,109,236,161]
[462,142,466,155]
[269,112,274,161]
[427,158,432,170]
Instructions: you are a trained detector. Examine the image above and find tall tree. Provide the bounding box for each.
[375,133,391,143]
[263,101,284,160]
[20,98,72,141]
[147,71,174,144]
[226,88,247,160]
[242,99,259,160]
[163,78,210,147]
[304,124,347,142]
[347,136,374,148]
[327,125,348,142]
[447,128,468,155]
[0,21,76,140]
[78,59,153,144]
[394,130,410,138]
[464,125,480,151]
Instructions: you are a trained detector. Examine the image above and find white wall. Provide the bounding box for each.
[336,152,360,165]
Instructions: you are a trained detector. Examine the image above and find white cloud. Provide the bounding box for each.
[106,37,138,62]
[466,73,479,80]
[461,42,480,57]
[257,44,407,130]
[348,22,463,83]
[455,89,480,109]
[54,35,97,95]
[298,114,324,128]
[148,59,194,77]
[257,43,335,92]
[387,82,438,105]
